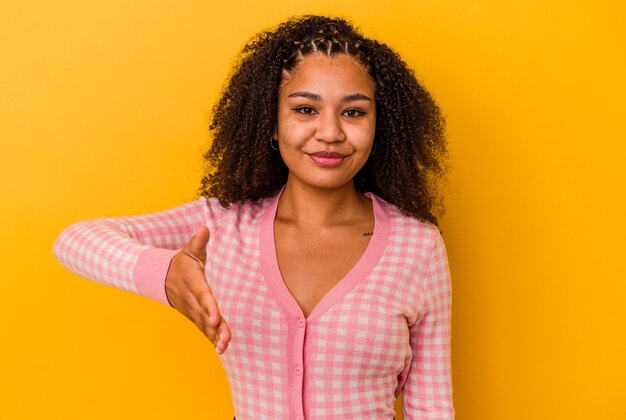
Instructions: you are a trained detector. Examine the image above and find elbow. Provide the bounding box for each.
[52,220,99,268]
[52,222,80,266]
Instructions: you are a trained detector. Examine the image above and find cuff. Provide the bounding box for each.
[133,247,180,307]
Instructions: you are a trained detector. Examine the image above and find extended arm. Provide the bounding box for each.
[402,232,455,419]
[53,198,232,353]
[52,199,211,305]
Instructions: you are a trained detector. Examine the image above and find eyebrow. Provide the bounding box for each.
[287,91,372,103]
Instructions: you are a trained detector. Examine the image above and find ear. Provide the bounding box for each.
[272,126,277,140]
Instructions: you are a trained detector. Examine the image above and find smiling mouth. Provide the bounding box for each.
[308,151,347,167]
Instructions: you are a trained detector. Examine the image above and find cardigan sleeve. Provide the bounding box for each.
[402,231,455,419]
[52,197,225,306]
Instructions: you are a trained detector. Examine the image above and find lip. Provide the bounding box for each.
[310,151,346,158]
[308,151,347,167]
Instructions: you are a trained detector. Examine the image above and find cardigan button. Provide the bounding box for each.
[294,365,302,376]
[297,316,305,328]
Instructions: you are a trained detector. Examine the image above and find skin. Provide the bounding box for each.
[275,53,376,192]
[165,53,377,352]
[274,53,377,317]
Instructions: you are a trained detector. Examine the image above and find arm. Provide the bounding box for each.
[52,198,221,306]
[53,198,232,353]
[402,231,455,419]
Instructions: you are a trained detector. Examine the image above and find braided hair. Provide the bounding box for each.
[200,15,448,226]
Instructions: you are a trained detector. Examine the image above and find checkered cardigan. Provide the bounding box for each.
[54,191,454,419]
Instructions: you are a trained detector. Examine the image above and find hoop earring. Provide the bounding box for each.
[270,138,279,151]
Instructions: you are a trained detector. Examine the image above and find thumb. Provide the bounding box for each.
[187,226,210,261]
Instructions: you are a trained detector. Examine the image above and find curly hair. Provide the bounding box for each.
[200,15,448,226]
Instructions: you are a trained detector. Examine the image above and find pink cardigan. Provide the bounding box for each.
[53,190,454,419]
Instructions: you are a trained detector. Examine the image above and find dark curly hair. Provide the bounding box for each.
[200,15,448,226]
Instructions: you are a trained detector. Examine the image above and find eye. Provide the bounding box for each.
[343,109,366,117]
[293,106,317,115]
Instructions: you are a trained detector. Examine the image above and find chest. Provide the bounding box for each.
[274,223,372,317]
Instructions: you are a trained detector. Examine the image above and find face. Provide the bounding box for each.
[275,53,376,192]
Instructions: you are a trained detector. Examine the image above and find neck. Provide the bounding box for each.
[276,178,370,228]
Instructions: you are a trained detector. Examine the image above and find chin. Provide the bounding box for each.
[297,175,356,191]
[285,161,362,191]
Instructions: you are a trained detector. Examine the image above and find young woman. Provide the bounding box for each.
[54,15,454,419]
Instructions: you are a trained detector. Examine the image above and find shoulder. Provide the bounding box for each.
[371,193,441,248]
[206,190,280,228]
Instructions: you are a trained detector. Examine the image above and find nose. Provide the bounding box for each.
[315,113,345,143]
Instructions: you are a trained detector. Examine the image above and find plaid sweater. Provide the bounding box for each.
[53,190,454,419]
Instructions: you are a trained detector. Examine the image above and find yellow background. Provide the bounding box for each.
[2,0,625,419]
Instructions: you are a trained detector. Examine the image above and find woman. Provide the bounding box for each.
[54,15,453,419]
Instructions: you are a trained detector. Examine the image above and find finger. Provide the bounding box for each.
[194,304,223,346]
[181,264,218,324]
[215,317,232,354]
[184,287,228,352]
[180,250,204,272]
[179,291,216,342]
[187,226,210,262]
[204,324,218,344]
[198,288,221,328]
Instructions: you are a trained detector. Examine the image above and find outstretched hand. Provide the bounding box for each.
[165,226,231,354]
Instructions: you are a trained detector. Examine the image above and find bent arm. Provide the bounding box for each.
[402,232,455,419]
[53,198,222,306]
